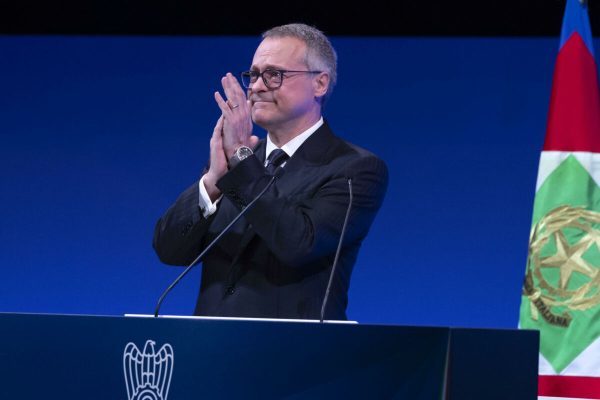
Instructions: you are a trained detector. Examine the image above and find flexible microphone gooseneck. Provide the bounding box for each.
[320,178,353,323]
[154,172,280,317]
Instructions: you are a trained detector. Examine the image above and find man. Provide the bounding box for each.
[153,23,388,320]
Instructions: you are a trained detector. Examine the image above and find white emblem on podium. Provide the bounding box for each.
[123,340,174,400]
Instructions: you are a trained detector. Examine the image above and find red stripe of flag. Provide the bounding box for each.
[539,375,600,398]
[543,32,600,153]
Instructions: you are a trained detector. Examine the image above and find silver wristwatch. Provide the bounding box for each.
[229,146,253,168]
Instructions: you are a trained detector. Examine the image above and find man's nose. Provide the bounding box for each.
[250,76,268,92]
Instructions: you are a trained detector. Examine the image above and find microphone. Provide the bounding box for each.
[154,169,282,317]
[320,177,353,323]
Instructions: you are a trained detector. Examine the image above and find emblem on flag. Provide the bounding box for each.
[524,204,600,328]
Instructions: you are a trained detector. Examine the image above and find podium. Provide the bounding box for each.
[0,313,538,399]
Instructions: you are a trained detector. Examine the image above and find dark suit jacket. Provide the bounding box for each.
[153,122,388,320]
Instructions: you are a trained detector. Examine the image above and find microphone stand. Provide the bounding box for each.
[320,178,353,323]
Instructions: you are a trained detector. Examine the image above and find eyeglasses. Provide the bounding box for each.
[241,69,322,89]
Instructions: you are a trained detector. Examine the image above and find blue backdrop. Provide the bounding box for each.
[0,36,570,326]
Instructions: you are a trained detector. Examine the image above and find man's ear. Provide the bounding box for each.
[313,72,330,99]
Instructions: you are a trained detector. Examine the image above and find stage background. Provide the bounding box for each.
[0,36,569,326]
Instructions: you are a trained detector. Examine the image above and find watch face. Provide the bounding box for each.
[237,146,253,159]
[230,146,253,168]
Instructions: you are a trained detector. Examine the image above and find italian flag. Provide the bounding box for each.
[519,0,600,399]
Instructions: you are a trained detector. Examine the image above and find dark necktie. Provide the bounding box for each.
[265,149,289,175]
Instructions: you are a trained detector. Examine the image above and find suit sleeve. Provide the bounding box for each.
[216,152,388,268]
[152,181,216,266]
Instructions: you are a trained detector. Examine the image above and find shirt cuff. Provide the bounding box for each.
[198,175,222,218]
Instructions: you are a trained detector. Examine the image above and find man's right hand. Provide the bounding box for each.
[203,116,227,202]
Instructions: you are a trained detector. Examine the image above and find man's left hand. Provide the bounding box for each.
[214,72,258,159]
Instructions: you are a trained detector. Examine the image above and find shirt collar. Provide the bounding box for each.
[265,117,324,163]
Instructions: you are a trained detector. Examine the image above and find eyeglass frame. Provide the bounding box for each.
[240,69,323,89]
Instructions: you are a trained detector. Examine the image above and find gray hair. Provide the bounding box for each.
[262,23,337,104]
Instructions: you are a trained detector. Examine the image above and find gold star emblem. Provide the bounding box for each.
[539,231,597,289]
[525,205,600,327]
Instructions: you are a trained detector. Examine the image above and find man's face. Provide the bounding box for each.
[248,37,320,132]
